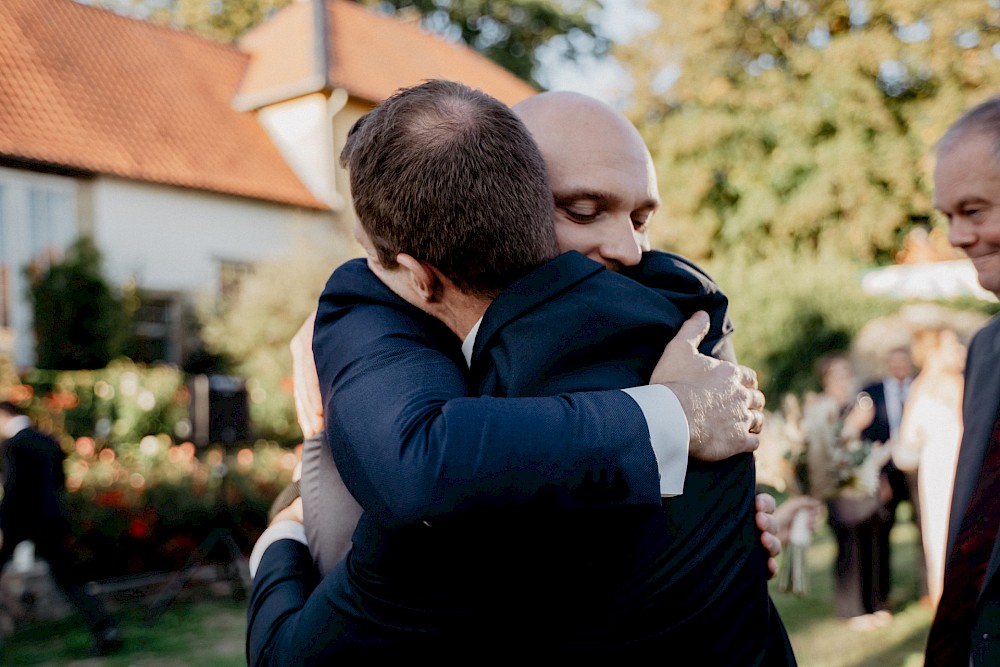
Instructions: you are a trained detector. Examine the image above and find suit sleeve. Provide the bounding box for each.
[247,537,416,665]
[0,441,22,527]
[314,276,663,529]
[246,539,320,667]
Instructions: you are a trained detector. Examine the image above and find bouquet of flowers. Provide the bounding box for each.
[771,392,890,595]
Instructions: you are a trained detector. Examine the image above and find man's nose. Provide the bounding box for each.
[601,222,643,267]
[948,218,976,249]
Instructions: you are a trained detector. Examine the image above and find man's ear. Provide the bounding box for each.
[395,254,441,303]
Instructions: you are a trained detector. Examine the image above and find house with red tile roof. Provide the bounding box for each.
[0,0,535,369]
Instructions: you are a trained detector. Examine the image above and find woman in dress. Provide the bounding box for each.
[892,327,966,607]
[803,353,891,630]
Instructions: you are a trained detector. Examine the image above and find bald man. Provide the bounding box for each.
[249,87,790,663]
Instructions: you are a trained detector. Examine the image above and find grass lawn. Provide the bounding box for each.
[774,505,933,667]
[1,505,933,665]
[1,594,248,666]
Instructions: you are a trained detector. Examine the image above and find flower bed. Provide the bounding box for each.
[64,437,298,580]
[4,360,300,579]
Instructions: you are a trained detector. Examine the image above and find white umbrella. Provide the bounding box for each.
[861,259,997,302]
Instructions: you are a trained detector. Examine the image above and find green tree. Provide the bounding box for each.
[363,0,606,86]
[26,237,131,370]
[620,0,1000,263]
[88,0,602,86]
[616,0,1000,397]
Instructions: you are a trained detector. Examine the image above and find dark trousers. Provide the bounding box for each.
[828,498,889,617]
[0,519,114,637]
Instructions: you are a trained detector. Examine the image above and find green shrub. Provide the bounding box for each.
[26,237,132,370]
[706,251,902,399]
[20,360,190,447]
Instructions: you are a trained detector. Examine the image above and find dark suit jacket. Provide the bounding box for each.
[861,381,892,445]
[934,315,1000,664]
[248,251,788,664]
[0,426,68,542]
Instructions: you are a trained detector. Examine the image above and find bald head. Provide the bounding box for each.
[513,91,659,270]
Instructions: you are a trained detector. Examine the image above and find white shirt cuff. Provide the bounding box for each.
[249,521,308,580]
[621,385,689,497]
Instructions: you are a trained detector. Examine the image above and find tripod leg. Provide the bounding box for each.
[143,529,223,625]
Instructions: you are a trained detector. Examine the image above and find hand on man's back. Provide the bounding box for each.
[651,312,765,462]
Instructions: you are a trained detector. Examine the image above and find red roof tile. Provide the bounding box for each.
[0,0,326,209]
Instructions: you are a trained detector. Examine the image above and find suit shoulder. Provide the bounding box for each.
[968,313,1000,361]
[5,429,62,458]
[975,312,1000,340]
[314,260,457,359]
[861,380,883,395]
[632,250,725,297]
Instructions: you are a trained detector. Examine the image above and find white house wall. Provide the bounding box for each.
[256,93,339,209]
[91,176,336,294]
[2,171,339,369]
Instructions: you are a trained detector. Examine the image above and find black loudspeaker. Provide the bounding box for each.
[190,374,249,447]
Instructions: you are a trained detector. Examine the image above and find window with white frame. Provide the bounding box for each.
[0,167,78,368]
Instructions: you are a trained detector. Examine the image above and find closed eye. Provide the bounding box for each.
[560,206,601,224]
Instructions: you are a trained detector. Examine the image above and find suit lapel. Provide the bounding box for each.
[871,383,889,436]
[969,317,1000,599]
[471,252,604,367]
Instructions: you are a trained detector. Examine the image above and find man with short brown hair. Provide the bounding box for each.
[341,79,558,297]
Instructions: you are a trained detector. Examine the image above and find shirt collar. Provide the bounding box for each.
[462,317,483,367]
[3,415,31,439]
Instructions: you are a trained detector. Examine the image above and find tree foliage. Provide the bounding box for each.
[364,0,606,86]
[616,0,1000,398]
[27,237,132,370]
[88,0,602,86]
[620,0,1000,264]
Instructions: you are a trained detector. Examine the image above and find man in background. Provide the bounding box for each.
[860,347,925,609]
[925,95,1000,666]
[0,401,121,656]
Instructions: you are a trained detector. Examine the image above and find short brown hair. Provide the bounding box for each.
[341,80,558,297]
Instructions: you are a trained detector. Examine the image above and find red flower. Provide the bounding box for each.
[8,385,33,402]
[95,490,124,507]
[129,518,150,540]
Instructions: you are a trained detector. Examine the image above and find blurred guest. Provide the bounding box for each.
[860,347,926,607]
[925,94,1000,667]
[803,353,891,631]
[0,401,122,655]
[892,328,966,607]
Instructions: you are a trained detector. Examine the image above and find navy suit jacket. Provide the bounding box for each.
[248,251,789,664]
[0,427,68,541]
[931,315,1000,664]
[861,381,892,445]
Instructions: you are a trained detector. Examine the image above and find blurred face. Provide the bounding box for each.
[935,133,1000,296]
[822,358,854,404]
[885,350,913,381]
